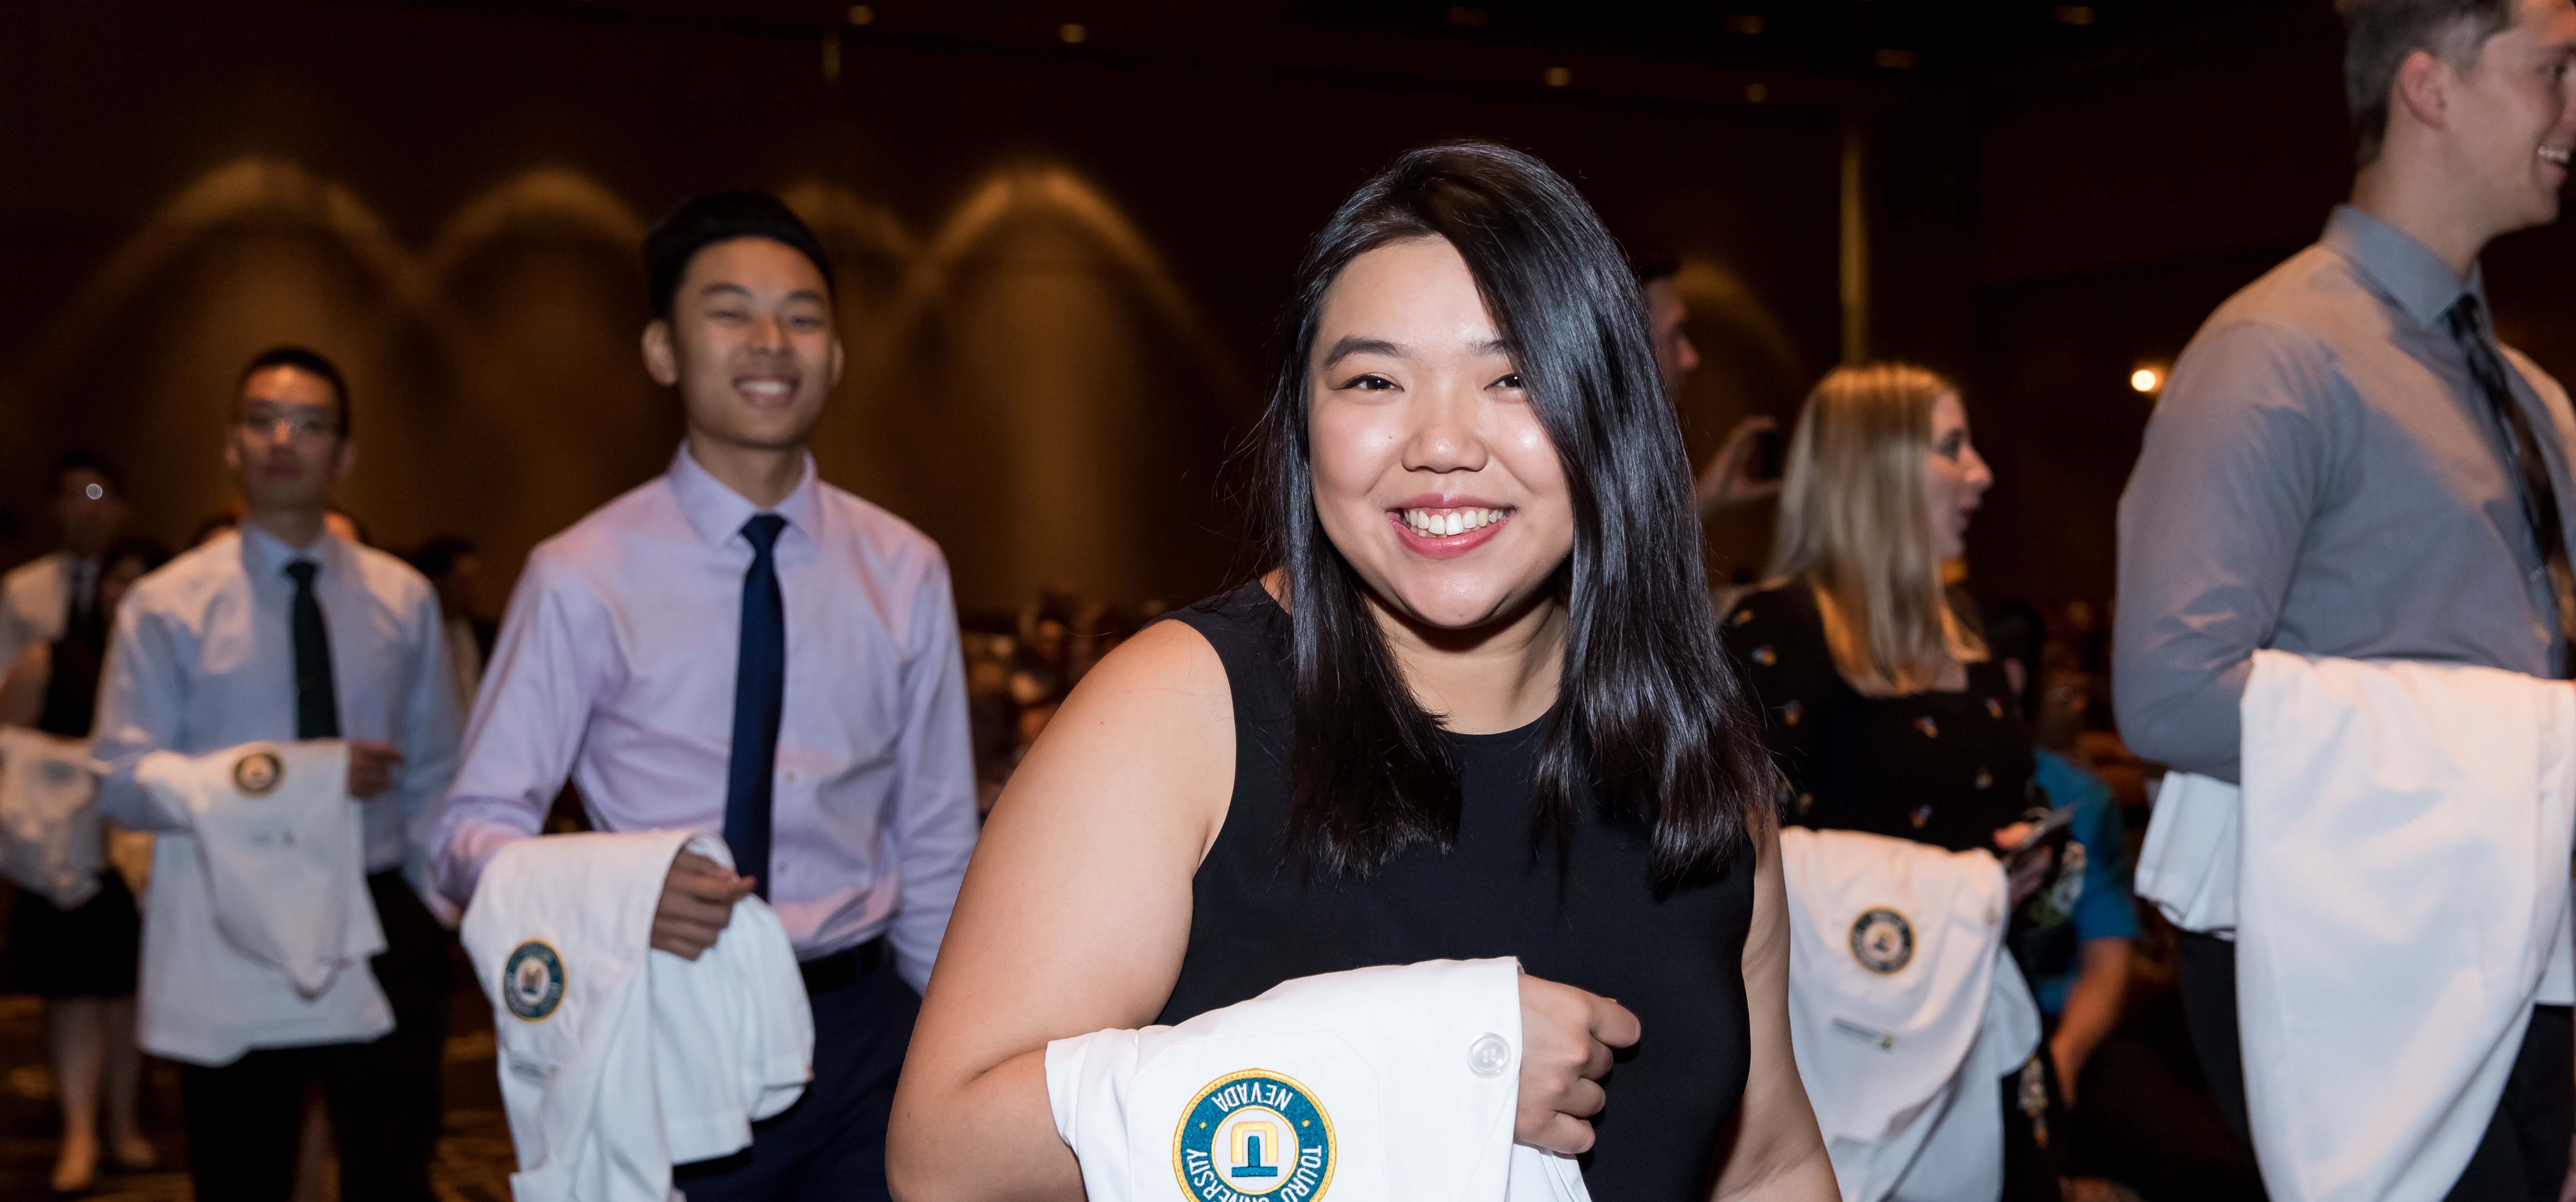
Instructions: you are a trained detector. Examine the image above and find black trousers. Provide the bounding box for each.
[2064,1028,2267,1199]
[2178,929,2574,1202]
[179,872,451,1202]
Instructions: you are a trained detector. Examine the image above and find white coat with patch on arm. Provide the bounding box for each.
[88,526,459,1065]
[1777,826,2039,1202]
[120,740,389,1063]
[462,828,811,1202]
[1045,956,1588,1202]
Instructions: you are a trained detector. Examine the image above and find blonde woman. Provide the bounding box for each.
[1720,362,2065,1199]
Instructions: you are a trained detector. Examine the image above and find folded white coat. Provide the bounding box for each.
[0,727,106,910]
[1046,957,1587,1202]
[132,740,391,1065]
[1778,826,2039,1202]
[2136,650,2576,1202]
[461,829,812,1202]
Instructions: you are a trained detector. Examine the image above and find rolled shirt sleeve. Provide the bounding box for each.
[2113,321,2338,782]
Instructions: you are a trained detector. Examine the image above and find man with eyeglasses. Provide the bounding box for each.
[92,345,460,1202]
[0,452,131,671]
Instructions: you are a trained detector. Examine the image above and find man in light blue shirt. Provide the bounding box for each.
[94,346,459,1202]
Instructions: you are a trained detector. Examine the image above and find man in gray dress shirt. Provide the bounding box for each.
[2115,0,2576,1196]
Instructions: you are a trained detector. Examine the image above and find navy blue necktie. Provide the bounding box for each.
[285,560,340,739]
[724,515,788,898]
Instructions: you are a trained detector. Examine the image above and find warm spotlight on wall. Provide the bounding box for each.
[2130,365,2165,394]
[1543,66,1572,87]
[1060,22,1087,43]
[848,4,873,23]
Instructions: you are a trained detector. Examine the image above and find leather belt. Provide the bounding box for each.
[798,936,890,996]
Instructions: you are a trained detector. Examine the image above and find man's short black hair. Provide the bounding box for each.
[237,345,353,438]
[2339,0,2517,165]
[412,535,477,580]
[50,450,125,498]
[643,192,835,319]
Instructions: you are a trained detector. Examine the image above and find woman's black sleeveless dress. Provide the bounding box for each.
[1,613,143,998]
[1156,584,1759,1202]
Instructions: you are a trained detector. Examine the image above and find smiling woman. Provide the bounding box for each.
[888,143,1836,1202]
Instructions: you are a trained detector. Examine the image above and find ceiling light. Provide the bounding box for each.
[2053,5,2095,25]
[1543,66,1572,87]
[1745,82,1769,102]
[2130,366,2164,394]
[1060,23,1086,43]
[847,4,872,24]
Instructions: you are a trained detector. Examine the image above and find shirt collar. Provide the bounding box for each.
[666,443,823,552]
[237,519,342,581]
[2322,204,2487,332]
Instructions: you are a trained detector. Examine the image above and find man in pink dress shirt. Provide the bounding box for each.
[432,193,981,1201]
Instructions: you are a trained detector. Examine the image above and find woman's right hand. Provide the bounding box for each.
[1516,974,1641,1154]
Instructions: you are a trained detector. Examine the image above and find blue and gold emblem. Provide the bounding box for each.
[1849,907,1915,975]
[1172,1069,1334,1202]
[501,940,565,1022]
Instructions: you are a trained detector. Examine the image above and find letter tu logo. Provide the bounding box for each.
[1173,1069,1334,1202]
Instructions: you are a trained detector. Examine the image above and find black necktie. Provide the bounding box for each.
[62,562,94,643]
[285,560,340,739]
[724,515,788,898]
[2448,295,2575,673]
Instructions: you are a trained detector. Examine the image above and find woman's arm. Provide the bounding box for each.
[1709,817,1839,1201]
[2048,937,2132,1107]
[888,621,1236,1202]
[0,642,50,727]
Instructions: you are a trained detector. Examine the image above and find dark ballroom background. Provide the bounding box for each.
[14,2,2576,1198]
[19,0,2572,618]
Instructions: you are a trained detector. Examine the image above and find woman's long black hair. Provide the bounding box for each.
[1255,141,1778,892]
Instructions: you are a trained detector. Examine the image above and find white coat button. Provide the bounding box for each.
[1469,1033,1511,1078]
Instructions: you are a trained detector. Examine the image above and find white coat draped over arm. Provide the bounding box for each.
[2228,651,2575,1202]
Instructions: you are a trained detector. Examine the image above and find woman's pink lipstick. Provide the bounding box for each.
[1387,500,1513,561]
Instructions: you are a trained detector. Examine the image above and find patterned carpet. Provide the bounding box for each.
[0,950,520,1201]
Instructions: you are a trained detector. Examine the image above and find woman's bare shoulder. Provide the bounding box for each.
[991,616,1236,843]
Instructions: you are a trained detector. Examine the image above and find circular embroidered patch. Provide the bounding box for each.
[232,750,283,797]
[1173,1069,1334,1202]
[1850,907,1916,975]
[502,940,566,1022]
